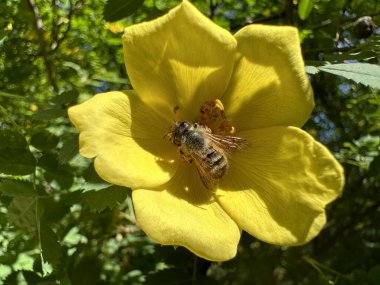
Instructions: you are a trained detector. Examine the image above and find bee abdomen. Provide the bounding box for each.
[203,148,228,178]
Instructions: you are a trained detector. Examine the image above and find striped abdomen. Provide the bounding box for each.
[200,147,228,178]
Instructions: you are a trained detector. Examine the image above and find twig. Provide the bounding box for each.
[208,0,219,20]
[230,12,284,31]
[0,90,26,100]
[27,0,59,93]
[310,19,333,30]
[284,0,294,25]
[51,0,74,52]
[303,45,356,55]
[303,256,351,280]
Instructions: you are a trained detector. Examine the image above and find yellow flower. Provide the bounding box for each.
[68,1,344,261]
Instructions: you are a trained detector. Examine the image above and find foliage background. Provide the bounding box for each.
[0,0,379,284]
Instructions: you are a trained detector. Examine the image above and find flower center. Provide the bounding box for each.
[165,100,245,190]
[198,99,235,136]
[165,99,236,163]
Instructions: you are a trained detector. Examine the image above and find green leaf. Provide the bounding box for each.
[316,63,380,89]
[3,272,18,285]
[298,0,314,20]
[40,222,61,267]
[0,130,36,175]
[52,90,79,106]
[38,153,74,189]
[7,197,37,228]
[0,180,35,197]
[58,133,79,164]
[82,185,128,212]
[305,65,319,75]
[103,0,145,22]
[38,196,72,224]
[32,108,66,121]
[30,131,59,151]
[0,265,11,282]
[368,155,380,176]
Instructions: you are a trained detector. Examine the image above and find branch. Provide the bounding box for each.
[27,0,59,93]
[303,45,355,55]
[208,0,218,20]
[230,5,289,31]
[51,0,74,52]
[230,12,284,31]
[284,0,294,25]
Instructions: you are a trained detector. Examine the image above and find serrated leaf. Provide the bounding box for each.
[40,222,61,267]
[318,63,380,89]
[298,0,314,20]
[0,265,11,281]
[305,65,319,74]
[103,0,145,22]
[82,185,128,212]
[7,197,37,228]
[318,63,380,88]
[0,180,35,197]
[0,130,36,175]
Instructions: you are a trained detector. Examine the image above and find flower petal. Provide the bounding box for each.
[133,163,241,261]
[222,25,314,130]
[216,126,344,245]
[68,91,178,189]
[122,1,236,121]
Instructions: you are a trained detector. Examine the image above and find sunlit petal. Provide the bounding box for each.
[216,126,344,245]
[133,163,241,261]
[68,91,178,189]
[222,25,314,130]
[123,1,236,121]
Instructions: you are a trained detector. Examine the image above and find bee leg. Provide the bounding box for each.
[178,148,193,163]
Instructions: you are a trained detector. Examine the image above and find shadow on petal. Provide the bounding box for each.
[159,163,214,205]
[122,92,181,179]
[123,1,236,122]
[132,162,241,261]
[222,26,314,130]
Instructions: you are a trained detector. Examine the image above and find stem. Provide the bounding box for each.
[303,256,351,280]
[284,0,294,25]
[0,90,26,99]
[209,0,219,20]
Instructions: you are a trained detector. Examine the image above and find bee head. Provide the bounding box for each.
[165,121,191,146]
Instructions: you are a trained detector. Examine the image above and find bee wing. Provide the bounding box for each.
[206,133,248,154]
[191,153,218,190]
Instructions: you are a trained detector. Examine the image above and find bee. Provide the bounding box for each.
[165,121,247,190]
